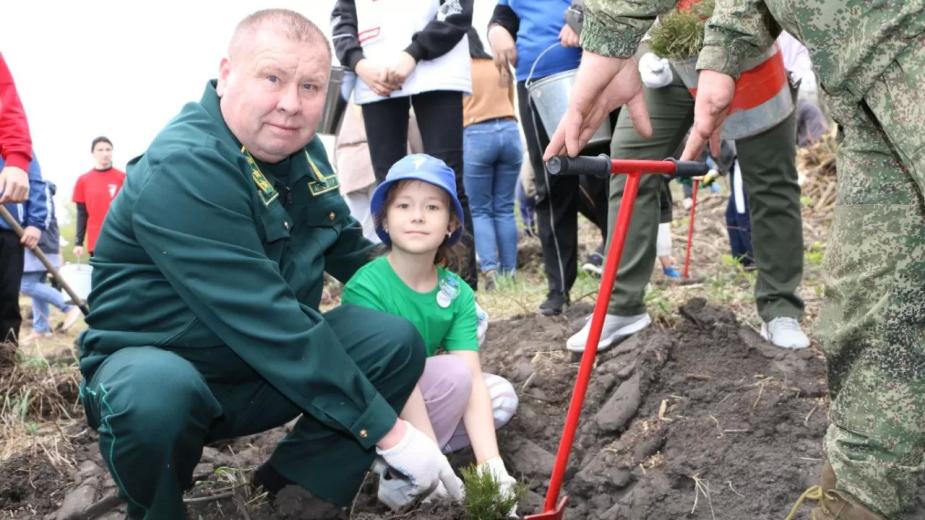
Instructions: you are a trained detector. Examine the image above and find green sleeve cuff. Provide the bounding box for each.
[580,13,640,58]
[348,393,398,450]
[696,45,743,79]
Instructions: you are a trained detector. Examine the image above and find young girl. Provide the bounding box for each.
[342,154,518,510]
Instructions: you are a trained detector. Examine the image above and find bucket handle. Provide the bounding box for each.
[525,42,565,89]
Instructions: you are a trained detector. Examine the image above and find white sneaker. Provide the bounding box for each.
[761,317,810,349]
[566,313,651,352]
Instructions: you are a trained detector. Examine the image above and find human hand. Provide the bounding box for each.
[544,53,651,160]
[0,166,29,203]
[355,59,399,98]
[376,420,464,501]
[478,457,519,517]
[21,226,40,249]
[559,24,580,48]
[680,69,736,161]
[383,52,416,88]
[73,245,85,258]
[488,25,517,77]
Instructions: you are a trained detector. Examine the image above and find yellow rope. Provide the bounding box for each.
[784,485,833,520]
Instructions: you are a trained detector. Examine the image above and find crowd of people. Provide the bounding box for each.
[1,1,922,519]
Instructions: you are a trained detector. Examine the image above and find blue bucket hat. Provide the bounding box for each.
[371,154,465,246]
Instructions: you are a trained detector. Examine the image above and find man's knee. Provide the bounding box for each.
[84,347,219,444]
[381,317,427,380]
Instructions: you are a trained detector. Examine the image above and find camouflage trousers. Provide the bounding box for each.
[815,41,925,518]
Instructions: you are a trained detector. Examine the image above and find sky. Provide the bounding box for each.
[1,1,493,216]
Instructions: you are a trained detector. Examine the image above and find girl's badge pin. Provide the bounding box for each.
[436,276,459,308]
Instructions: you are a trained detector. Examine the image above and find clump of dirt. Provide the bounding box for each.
[4,299,833,519]
[0,341,15,379]
[0,452,70,517]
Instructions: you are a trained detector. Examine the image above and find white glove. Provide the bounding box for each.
[376,421,464,503]
[478,457,519,518]
[638,52,673,89]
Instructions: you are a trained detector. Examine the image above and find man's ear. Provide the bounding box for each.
[216,57,232,97]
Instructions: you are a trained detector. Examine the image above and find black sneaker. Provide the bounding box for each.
[582,251,604,276]
[254,463,348,519]
[539,292,569,316]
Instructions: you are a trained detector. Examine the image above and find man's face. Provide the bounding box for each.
[217,28,330,163]
[92,142,113,169]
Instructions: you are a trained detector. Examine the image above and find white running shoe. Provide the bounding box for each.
[566,313,651,352]
[761,317,810,349]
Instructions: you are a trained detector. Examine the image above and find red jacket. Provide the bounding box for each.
[0,53,32,170]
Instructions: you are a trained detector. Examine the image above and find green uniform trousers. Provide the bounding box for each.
[79,305,425,519]
[606,73,804,322]
[815,42,925,519]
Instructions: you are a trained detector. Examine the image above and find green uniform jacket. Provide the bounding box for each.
[79,81,395,449]
[580,0,925,115]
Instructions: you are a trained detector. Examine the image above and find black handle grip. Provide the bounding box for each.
[545,154,611,178]
[670,159,710,178]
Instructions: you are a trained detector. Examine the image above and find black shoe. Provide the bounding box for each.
[254,463,348,519]
[539,292,569,316]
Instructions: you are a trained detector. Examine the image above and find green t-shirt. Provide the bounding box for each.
[342,256,478,357]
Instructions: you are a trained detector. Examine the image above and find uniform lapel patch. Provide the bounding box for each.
[252,168,278,206]
[242,147,279,206]
[306,152,340,196]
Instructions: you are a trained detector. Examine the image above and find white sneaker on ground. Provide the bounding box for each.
[566,313,651,352]
[761,317,810,349]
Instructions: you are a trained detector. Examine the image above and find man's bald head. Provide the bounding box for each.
[228,9,331,62]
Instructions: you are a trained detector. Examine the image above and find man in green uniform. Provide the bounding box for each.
[77,10,462,519]
[552,0,809,355]
[545,0,925,518]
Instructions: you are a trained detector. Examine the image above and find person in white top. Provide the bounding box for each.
[331,0,478,290]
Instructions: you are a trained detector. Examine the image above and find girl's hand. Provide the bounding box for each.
[355,58,398,98]
[559,24,580,48]
[383,52,417,88]
[488,25,517,77]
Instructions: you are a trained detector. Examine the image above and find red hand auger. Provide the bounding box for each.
[525,155,708,520]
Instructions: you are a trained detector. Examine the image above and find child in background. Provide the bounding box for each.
[342,154,518,512]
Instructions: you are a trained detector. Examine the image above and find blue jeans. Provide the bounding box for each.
[463,119,523,273]
[20,271,71,333]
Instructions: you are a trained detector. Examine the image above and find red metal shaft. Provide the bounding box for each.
[542,171,642,512]
[683,180,700,279]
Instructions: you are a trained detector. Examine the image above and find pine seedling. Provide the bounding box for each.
[460,465,525,520]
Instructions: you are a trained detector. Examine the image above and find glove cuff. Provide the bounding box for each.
[375,420,412,457]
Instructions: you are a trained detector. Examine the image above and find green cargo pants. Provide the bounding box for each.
[606,73,804,322]
[80,305,425,519]
[814,42,925,519]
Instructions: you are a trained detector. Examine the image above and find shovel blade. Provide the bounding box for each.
[524,496,569,520]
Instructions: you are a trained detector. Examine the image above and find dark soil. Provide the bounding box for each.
[0,298,834,519]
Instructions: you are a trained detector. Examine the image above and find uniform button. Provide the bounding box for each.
[328,211,336,221]
[359,429,368,439]
[283,221,290,230]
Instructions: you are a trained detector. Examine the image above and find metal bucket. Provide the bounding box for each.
[59,263,93,304]
[527,69,612,148]
[672,45,794,140]
[318,66,357,136]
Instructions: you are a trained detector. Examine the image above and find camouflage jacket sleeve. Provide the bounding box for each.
[581,0,676,58]
[697,0,780,77]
